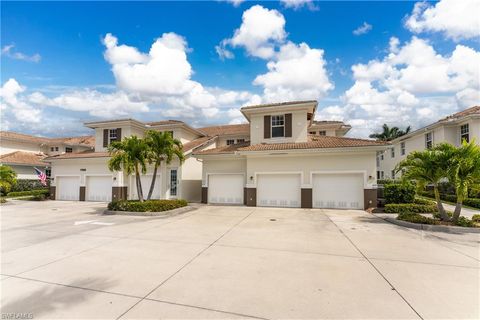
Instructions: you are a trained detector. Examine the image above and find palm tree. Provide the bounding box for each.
[144,130,185,200]
[445,140,480,223]
[369,124,411,141]
[396,146,452,221]
[0,165,17,194]
[108,136,148,202]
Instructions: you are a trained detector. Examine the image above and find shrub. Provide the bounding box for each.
[7,189,49,198]
[384,182,416,204]
[463,198,480,209]
[455,216,475,227]
[471,214,480,222]
[11,179,48,192]
[414,197,435,205]
[108,199,188,212]
[29,194,47,201]
[432,211,453,220]
[377,179,401,185]
[384,203,438,214]
[397,212,437,225]
[0,198,6,204]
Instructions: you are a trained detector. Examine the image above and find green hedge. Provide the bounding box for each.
[384,182,415,204]
[464,198,480,209]
[108,199,188,212]
[11,179,48,192]
[414,197,435,205]
[418,191,480,209]
[7,189,49,198]
[397,212,437,225]
[384,203,438,214]
[472,214,480,222]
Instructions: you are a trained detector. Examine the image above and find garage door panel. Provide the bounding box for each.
[257,174,301,208]
[208,174,243,204]
[86,176,112,202]
[57,176,80,201]
[313,174,364,209]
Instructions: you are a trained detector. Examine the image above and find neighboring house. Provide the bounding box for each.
[194,100,387,209]
[44,119,217,202]
[0,131,94,179]
[377,106,480,180]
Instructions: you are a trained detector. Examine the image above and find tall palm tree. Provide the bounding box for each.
[369,124,411,141]
[396,145,452,221]
[108,136,148,202]
[0,165,17,194]
[144,130,185,200]
[445,140,480,223]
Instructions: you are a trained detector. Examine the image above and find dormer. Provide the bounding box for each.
[85,118,145,152]
[146,120,205,145]
[240,100,317,144]
[308,121,352,137]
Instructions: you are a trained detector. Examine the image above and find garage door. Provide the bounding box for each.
[130,175,161,200]
[56,176,80,201]
[208,174,244,204]
[86,176,112,202]
[257,174,301,208]
[312,173,364,209]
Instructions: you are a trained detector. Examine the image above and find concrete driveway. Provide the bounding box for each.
[1,201,478,319]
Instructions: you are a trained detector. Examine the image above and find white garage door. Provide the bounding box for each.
[86,176,112,202]
[313,173,364,209]
[56,176,80,201]
[257,174,301,208]
[130,175,161,200]
[208,174,244,204]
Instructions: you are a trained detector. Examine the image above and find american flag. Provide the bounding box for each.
[34,167,47,186]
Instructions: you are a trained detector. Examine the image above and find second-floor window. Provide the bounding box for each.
[237,139,245,143]
[55,147,59,151]
[226,139,235,145]
[400,142,406,156]
[271,115,285,138]
[65,147,73,153]
[391,148,395,158]
[318,130,326,136]
[109,129,118,142]
[460,124,469,143]
[309,131,316,134]
[50,147,54,152]
[425,132,433,149]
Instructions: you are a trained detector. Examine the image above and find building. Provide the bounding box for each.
[377,106,480,180]
[194,100,387,209]
[0,131,94,179]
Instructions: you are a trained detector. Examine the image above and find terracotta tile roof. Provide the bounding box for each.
[48,136,95,147]
[195,136,387,155]
[241,100,317,110]
[197,124,250,137]
[182,136,216,153]
[0,131,50,144]
[0,151,47,166]
[44,151,110,160]
[440,106,480,121]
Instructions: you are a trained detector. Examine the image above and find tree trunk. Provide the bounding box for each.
[147,161,160,200]
[452,197,463,223]
[434,185,448,221]
[135,165,144,202]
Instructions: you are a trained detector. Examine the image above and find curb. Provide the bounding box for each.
[377,215,480,234]
[104,205,196,217]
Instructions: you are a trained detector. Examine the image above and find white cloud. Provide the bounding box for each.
[1,44,41,63]
[217,5,287,59]
[254,41,333,102]
[405,0,480,40]
[325,36,480,137]
[223,0,245,7]
[215,41,234,60]
[0,79,41,123]
[353,22,372,35]
[280,0,318,11]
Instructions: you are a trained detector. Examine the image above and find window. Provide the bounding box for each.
[391,148,395,158]
[226,139,235,145]
[109,129,118,142]
[380,153,384,161]
[309,131,316,135]
[460,124,469,143]
[55,147,59,151]
[65,147,73,153]
[391,170,395,179]
[236,139,245,143]
[377,171,381,180]
[170,169,177,196]
[45,168,51,178]
[271,115,285,138]
[380,171,384,179]
[401,142,406,156]
[425,132,433,149]
[318,130,326,136]
[50,147,54,152]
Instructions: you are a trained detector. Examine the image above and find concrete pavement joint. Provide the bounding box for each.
[369,257,480,269]
[116,209,257,320]
[325,214,424,320]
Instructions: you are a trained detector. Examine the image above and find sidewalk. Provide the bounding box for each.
[441,202,479,219]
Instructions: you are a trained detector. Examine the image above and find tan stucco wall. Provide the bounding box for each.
[250,110,308,144]
[8,164,46,180]
[202,158,247,187]
[50,158,120,187]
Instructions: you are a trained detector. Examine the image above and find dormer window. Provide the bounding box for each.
[318,131,326,136]
[460,124,469,143]
[271,115,285,138]
[103,128,122,147]
[226,139,235,145]
[109,129,118,142]
[65,147,73,153]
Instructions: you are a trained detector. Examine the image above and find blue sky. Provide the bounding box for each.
[1,0,479,137]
